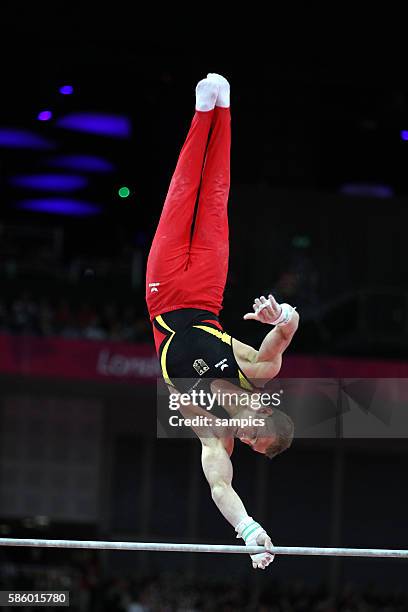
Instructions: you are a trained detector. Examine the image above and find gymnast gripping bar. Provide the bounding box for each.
[0,538,408,558]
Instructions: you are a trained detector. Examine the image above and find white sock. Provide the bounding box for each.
[206,73,230,108]
[195,78,219,112]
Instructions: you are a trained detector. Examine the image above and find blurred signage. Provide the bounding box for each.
[0,333,407,383]
[0,333,160,383]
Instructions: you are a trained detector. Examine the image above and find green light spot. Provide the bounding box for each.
[118,186,130,198]
[292,235,311,248]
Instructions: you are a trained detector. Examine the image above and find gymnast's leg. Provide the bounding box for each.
[187,75,231,316]
[146,79,219,320]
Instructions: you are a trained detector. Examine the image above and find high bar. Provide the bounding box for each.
[0,538,407,558]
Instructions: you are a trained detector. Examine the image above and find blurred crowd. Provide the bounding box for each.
[0,293,151,344]
[0,557,407,612]
[87,574,408,612]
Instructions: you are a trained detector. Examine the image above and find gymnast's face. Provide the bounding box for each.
[236,421,276,455]
[240,433,275,455]
[235,405,275,454]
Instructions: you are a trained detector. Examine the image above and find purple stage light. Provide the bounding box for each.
[38,110,53,121]
[0,128,55,150]
[339,182,394,198]
[10,174,88,191]
[59,85,74,95]
[400,130,408,141]
[46,154,115,173]
[56,112,131,138]
[16,198,101,216]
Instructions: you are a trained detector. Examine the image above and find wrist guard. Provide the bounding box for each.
[271,302,296,326]
[235,516,266,545]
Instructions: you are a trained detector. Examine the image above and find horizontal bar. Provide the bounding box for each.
[0,538,407,558]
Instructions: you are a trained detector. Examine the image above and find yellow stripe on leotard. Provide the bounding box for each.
[193,325,232,345]
[156,315,175,334]
[155,315,176,386]
[238,369,254,391]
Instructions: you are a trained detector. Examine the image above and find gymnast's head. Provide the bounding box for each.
[236,405,294,458]
[210,379,294,458]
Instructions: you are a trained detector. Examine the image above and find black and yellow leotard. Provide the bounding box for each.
[152,308,254,394]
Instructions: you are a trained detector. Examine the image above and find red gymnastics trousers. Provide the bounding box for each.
[146,106,231,322]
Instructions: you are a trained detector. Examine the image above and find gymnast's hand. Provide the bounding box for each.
[250,531,275,570]
[243,294,282,325]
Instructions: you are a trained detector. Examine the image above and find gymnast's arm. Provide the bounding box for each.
[168,389,247,527]
[169,387,274,569]
[201,436,252,529]
[235,296,299,383]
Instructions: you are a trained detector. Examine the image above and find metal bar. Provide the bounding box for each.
[0,539,407,558]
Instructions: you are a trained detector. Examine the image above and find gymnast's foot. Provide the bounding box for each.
[195,78,219,112]
[207,73,230,107]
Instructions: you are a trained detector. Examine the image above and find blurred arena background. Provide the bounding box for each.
[1,10,408,611]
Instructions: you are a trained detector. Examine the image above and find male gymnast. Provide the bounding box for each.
[146,74,299,569]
